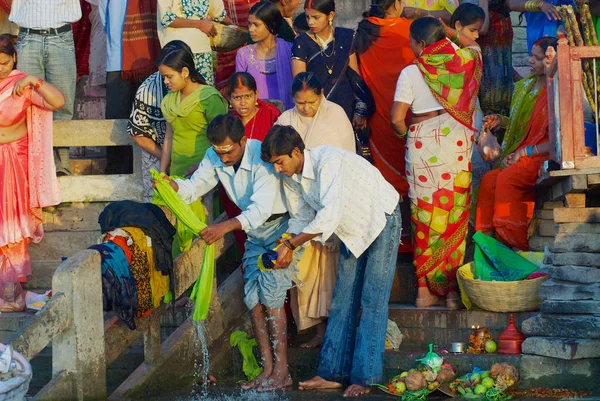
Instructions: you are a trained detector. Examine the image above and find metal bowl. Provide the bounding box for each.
[451,342,466,353]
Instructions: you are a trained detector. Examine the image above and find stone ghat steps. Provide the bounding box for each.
[283,347,600,394]
[387,304,537,347]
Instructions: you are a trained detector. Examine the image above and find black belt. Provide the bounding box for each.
[266,212,288,223]
[20,25,71,36]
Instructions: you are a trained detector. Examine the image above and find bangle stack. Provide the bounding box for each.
[283,239,296,251]
[525,0,544,11]
[500,115,510,128]
[33,78,44,90]
[354,99,368,118]
[453,29,461,45]
[526,146,534,156]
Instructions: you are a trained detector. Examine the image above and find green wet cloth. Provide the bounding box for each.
[161,85,228,177]
[230,331,262,381]
[151,169,214,321]
[473,232,539,281]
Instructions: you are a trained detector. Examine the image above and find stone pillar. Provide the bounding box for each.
[51,250,107,400]
[521,193,600,360]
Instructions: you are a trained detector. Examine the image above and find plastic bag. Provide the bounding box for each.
[477,129,501,163]
[385,319,404,350]
[416,344,443,372]
[0,256,25,313]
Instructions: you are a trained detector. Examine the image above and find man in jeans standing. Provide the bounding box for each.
[261,126,402,398]
[10,0,81,176]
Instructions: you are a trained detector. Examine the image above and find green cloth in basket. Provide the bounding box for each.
[473,232,539,281]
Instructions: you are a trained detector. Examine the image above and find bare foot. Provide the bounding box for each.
[415,295,445,308]
[300,334,323,348]
[298,376,342,391]
[240,369,270,390]
[343,384,371,397]
[256,371,293,392]
[446,291,461,310]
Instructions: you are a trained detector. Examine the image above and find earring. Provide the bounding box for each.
[229,103,233,108]
[329,19,333,26]
[255,101,259,106]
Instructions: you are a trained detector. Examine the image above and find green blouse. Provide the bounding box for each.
[161,85,228,176]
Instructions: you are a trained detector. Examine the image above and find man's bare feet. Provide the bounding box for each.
[256,371,293,392]
[298,376,342,391]
[300,334,323,348]
[240,369,270,390]
[343,384,371,397]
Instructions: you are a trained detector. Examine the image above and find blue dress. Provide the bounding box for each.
[525,0,573,52]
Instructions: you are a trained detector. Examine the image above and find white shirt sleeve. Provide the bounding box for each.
[174,155,219,204]
[283,179,316,236]
[394,67,415,105]
[235,162,279,232]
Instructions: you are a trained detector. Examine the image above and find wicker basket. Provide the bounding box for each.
[210,24,248,52]
[457,262,549,312]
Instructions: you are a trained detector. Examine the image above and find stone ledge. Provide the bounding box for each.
[541,300,600,314]
[547,265,600,284]
[522,337,600,360]
[543,251,600,267]
[540,279,600,301]
[521,314,600,339]
[552,233,600,253]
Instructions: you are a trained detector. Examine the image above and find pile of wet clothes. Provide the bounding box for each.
[89,201,176,329]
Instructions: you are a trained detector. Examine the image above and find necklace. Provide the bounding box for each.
[244,108,259,139]
[314,30,335,74]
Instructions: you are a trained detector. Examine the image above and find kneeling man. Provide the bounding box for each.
[261,125,402,398]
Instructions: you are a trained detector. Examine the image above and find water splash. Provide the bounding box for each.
[185,389,289,401]
[191,318,211,398]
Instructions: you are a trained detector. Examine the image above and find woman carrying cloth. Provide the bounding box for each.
[275,72,354,347]
[291,0,373,131]
[0,35,64,294]
[391,18,482,309]
[158,41,228,177]
[475,37,558,250]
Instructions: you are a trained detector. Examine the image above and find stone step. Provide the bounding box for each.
[28,230,100,261]
[539,279,600,301]
[529,236,554,252]
[282,347,600,393]
[42,202,109,232]
[387,304,536,346]
[551,233,600,253]
[522,337,600,360]
[522,313,600,339]
[543,251,600,267]
[25,260,61,291]
[0,310,37,343]
[541,300,600,314]
[547,265,600,284]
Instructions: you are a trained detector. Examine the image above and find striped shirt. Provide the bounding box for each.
[9,0,82,29]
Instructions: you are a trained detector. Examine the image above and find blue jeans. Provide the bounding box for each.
[316,204,401,386]
[16,29,77,172]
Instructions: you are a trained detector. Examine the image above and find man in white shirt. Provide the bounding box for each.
[165,114,296,392]
[261,125,402,398]
[11,0,82,176]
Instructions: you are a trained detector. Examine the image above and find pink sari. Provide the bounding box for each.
[0,70,60,282]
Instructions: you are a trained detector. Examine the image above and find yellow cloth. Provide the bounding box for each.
[290,240,339,331]
[123,227,171,308]
[403,0,458,13]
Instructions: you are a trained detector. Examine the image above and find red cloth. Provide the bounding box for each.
[475,88,549,250]
[104,235,133,263]
[232,99,281,141]
[121,0,160,82]
[215,0,260,93]
[0,0,10,14]
[416,38,483,130]
[358,17,414,197]
[72,0,92,78]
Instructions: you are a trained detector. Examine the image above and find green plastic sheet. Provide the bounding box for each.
[473,232,539,281]
[151,169,214,321]
[229,331,262,381]
[416,344,443,372]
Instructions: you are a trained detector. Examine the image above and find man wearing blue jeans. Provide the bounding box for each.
[261,125,402,398]
[10,0,81,176]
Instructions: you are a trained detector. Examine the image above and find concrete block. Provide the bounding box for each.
[534,209,554,220]
[543,201,564,209]
[522,337,600,359]
[565,193,586,208]
[541,300,600,314]
[540,279,600,301]
[558,222,600,234]
[519,355,600,391]
[554,207,600,223]
[538,219,558,237]
[529,236,555,252]
[42,202,109,232]
[521,313,600,339]
[28,230,101,261]
[543,251,600,267]
[552,233,600,253]
[547,265,600,284]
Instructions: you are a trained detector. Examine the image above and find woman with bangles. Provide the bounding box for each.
[291,0,373,134]
[509,0,571,53]
[401,0,458,23]
[475,37,558,251]
[390,18,482,309]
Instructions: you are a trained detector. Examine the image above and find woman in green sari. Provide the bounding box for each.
[158,41,228,177]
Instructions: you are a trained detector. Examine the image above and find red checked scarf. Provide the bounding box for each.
[415,38,482,131]
[121,0,161,82]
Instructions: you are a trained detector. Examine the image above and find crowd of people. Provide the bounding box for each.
[0,0,587,396]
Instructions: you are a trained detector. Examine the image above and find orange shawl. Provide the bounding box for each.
[516,86,549,151]
[356,16,414,196]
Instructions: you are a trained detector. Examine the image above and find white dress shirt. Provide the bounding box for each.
[10,0,82,29]
[176,139,287,235]
[284,146,400,258]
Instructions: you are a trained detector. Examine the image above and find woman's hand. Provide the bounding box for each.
[540,1,561,20]
[352,114,367,131]
[482,114,501,131]
[152,175,179,192]
[197,18,217,37]
[13,75,38,97]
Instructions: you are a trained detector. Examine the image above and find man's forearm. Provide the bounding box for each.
[289,232,321,249]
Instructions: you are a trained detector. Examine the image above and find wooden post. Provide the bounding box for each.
[557,36,575,168]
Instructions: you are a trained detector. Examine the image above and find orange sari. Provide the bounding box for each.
[356,16,414,196]
[476,87,549,250]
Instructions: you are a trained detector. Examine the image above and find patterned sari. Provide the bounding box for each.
[407,39,481,296]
